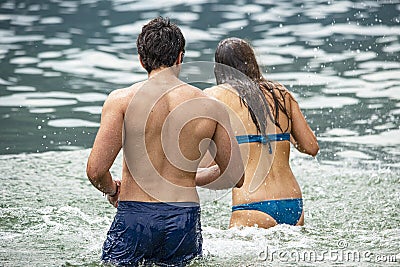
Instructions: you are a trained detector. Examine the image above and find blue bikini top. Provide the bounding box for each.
[235,133,290,154]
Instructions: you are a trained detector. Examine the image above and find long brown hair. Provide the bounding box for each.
[214,37,291,134]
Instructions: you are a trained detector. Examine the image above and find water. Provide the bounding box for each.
[0,0,399,266]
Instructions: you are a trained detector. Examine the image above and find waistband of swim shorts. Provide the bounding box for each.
[117,201,200,213]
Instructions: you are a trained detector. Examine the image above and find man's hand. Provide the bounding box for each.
[107,180,121,208]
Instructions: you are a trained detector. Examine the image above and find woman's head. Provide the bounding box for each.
[214,37,290,134]
[214,37,262,83]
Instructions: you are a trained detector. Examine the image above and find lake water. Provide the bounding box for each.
[0,0,399,266]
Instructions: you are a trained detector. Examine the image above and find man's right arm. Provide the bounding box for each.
[86,90,124,202]
[196,105,244,189]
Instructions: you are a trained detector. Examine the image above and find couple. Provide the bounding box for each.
[86,17,318,266]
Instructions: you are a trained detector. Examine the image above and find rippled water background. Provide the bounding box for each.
[0,0,399,266]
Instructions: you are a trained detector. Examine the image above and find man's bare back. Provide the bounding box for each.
[87,67,244,204]
[121,68,240,202]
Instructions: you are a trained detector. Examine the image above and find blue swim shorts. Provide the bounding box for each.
[101,201,202,266]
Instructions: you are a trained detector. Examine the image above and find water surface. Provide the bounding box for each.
[0,0,399,266]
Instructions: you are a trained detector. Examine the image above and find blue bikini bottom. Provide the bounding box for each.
[232,198,303,226]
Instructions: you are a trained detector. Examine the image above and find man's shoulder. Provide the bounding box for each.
[174,83,226,113]
[107,81,146,102]
[103,81,146,113]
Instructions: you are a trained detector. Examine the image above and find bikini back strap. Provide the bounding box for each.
[235,135,272,154]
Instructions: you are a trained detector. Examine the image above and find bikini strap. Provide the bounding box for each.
[235,135,272,154]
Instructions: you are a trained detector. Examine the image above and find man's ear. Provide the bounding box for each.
[176,51,184,64]
[139,55,145,69]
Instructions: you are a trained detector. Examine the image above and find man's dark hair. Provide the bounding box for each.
[137,17,185,73]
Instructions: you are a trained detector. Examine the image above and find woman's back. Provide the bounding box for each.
[204,81,298,199]
[210,37,318,228]
[205,79,318,228]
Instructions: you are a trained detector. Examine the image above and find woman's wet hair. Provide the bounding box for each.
[137,17,185,73]
[214,37,291,134]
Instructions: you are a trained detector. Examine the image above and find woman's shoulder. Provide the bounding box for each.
[204,84,238,99]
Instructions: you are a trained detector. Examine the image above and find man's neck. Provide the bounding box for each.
[148,66,180,79]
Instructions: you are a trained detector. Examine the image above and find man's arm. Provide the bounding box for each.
[196,105,244,190]
[195,165,220,186]
[86,90,124,198]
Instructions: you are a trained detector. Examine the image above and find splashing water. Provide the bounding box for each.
[0,0,399,266]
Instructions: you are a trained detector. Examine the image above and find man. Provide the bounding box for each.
[86,17,244,266]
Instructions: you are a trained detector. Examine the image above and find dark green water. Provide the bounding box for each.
[0,0,399,266]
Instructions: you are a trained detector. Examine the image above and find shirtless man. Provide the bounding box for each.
[86,17,244,266]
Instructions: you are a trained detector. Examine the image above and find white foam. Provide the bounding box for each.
[304,1,353,18]
[0,231,22,240]
[75,92,107,102]
[48,118,99,128]
[354,51,377,62]
[383,42,400,53]
[257,54,293,65]
[320,129,400,146]
[253,36,296,47]
[9,14,40,26]
[39,17,63,24]
[29,108,56,114]
[324,128,358,137]
[299,96,359,109]
[185,50,201,58]
[180,26,217,42]
[219,19,249,30]
[0,91,106,108]
[0,35,44,43]
[112,0,209,12]
[390,109,400,115]
[73,106,102,114]
[163,12,199,22]
[108,20,149,35]
[269,21,399,41]
[0,78,13,85]
[7,86,36,92]
[376,35,398,44]
[221,12,245,20]
[374,123,397,131]
[336,150,372,160]
[356,86,400,100]
[15,67,44,75]
[267,72,342,87]
[359,60,400,70]
[10,56,39,65]
[43,38,72,46]
[361,70,400,82]
[43,71,61,77]
[38,51,63,59]
[38,50,136,81]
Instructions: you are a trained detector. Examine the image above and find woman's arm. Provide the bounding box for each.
[290,97,319,156]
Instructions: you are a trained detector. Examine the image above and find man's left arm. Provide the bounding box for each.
[86,90,123,201]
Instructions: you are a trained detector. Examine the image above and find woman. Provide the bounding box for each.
[203,38,319,229]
